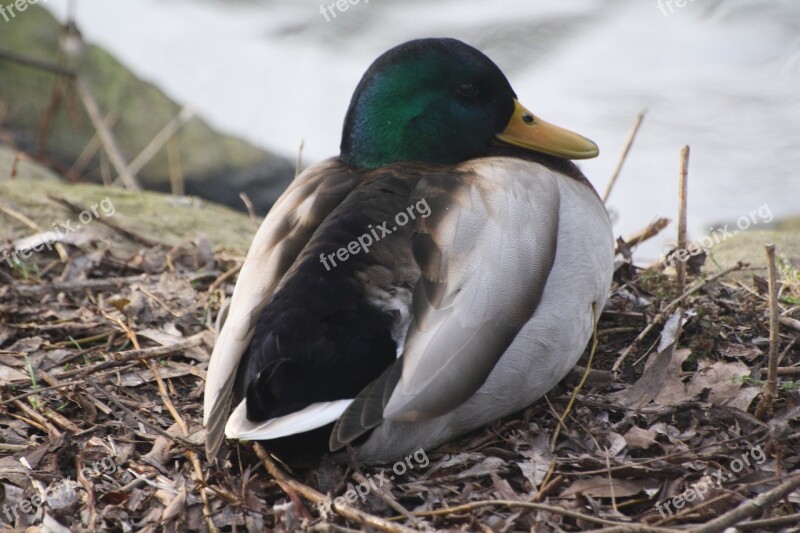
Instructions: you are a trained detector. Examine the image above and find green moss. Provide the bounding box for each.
[704,230,800,279]
[0,147,258,255]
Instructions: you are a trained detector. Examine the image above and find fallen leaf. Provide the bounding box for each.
[686,360,749,404]
[624,426,658,450]
[161,485,187,524]
[517,434,554,488]
[0,364,29,384]
[614,346,691,408]
[605,431,627,456]
[718,343,762,361]
[560,476,650,498]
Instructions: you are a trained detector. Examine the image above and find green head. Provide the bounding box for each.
[340,38,517,169]
[339,38,598,169]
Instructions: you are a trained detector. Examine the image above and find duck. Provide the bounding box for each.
[203,37,614,463]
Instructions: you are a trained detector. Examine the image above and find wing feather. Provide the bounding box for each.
[384,160,561,420]
[204,159,360,458]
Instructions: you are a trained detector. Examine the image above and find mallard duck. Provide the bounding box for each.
[203,37,614,463]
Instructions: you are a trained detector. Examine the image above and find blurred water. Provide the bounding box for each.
[45,0,800,261]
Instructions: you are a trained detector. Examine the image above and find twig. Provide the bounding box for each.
[76,453,99,531]
[208,262,242,294]
[0,202,70,261]
[12,274,161,296]
[690,473,800,533]
[571,427,768,477]
[778,315,800,333]
[589,527,682,533]
[54,332,206,380]
[612,262,744,371]
[737,512,800,530]
[189,449,217,532]
[530,474,563,502]
[37,27,73,159]
[295,139,305,177]
[0,380,85,405]
[131,322,216,533]
[40,404,81,433]
[12,399,61,437]
[676,146,690,295]
[615,217,670,254]
[9,151,25,178]
[409,499,676,531]
[653,493,736,527]
[98,148,112,186]
[253,443,416,533]
[0,47,77,77]
[239,193,257,222]
[66,111,119,182]
[47,195,162,247]
[167,135,184,196]
[74,76,141,190]
[602,111,645,203]
[755,243,779,419]
[8,412,49,434]
[351,471,422,527]
[126,107,193,177]
[0,202,38,229]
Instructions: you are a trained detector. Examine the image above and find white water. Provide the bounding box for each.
[45,0,800,261]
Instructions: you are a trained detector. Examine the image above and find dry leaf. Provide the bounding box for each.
[161,485,187,524]
[517,433,554,488]
[718,343,762,361]
[686,360,749,404]
[0,364,29,384]
[561,476,649,498]
[624,426,658,450]
[614,346,691,408]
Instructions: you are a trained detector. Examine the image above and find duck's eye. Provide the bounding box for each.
[456,84,479,98]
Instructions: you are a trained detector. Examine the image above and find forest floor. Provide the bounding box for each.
[1,200,799,532]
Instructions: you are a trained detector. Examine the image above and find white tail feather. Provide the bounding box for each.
[224,399,354,440]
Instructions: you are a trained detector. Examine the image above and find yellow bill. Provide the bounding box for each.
[496,100,599,159]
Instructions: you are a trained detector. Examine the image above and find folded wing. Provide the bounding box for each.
[332,159,562,448]
[204,160,360,459]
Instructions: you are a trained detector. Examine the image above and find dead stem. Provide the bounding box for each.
[676,145,690,296]
[755,243,779,419]
[602,111,646,204]
[253,443,417,533]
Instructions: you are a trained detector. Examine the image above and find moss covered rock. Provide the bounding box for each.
[0,5,293,214]
[0,145,258,256]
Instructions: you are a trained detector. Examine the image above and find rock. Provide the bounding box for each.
[0,5,294,214]
[0,145,258,256]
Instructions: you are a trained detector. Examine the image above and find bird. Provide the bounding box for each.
[203,37,614,464]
